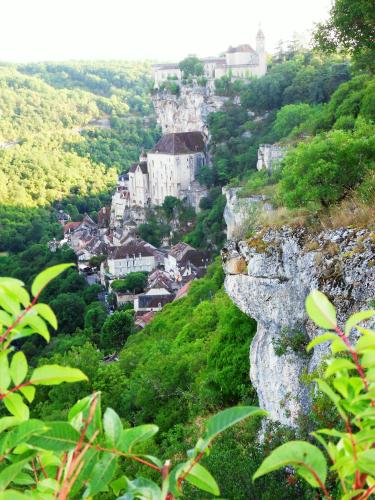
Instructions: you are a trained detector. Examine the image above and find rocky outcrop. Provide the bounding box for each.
[152,85,227,136]
[222,226,375,426]
[256,144,287,172]
[223,187,273,240]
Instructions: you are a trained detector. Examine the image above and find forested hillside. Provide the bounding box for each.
[0,61,160,251]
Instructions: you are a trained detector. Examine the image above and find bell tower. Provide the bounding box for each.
[256,27,265,54]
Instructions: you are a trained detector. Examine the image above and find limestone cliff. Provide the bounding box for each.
[222,226,375,426]
[152,85,227,136]
[223,187,273,240]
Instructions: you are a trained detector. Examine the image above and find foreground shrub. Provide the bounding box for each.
[254,290,375,499]
[0,265,265,498]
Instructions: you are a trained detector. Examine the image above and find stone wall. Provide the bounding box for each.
[222,226,375,426]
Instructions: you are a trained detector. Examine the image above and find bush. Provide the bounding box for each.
[278,121,375,208]
[111,272,148,293]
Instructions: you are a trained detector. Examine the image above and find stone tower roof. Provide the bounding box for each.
[150,132,205,155]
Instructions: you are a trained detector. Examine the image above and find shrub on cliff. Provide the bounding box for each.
[279,120,375,208]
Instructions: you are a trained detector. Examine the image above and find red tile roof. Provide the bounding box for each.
[175,280,193,300]
[63,221,81,234]
[135,311,156,328]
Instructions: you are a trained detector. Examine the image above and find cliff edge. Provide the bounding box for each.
[222,225,375,425]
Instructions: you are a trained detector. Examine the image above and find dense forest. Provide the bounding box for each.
[0,61,160,251]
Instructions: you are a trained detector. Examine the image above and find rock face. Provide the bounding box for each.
[256,144,287,172]
[223,187,273,240]
[152,85,227,136]
[222,226,375,426]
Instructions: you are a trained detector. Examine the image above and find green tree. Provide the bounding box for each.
[83,283,102,304]
[84,301,108,332]
[278,121,375,208]
[101,310,134,351]
[162,195,182,219]
[314,0,375,70]
[179,56,204,78]
[112,272,148,294]
[272,103,316,139]
[50,292,86,334]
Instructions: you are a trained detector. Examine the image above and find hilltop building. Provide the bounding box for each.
[153,30,266,87]
[128,132,207,209]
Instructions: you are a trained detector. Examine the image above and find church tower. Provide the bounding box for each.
[256,28,267,77]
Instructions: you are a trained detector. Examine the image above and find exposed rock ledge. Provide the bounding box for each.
[222,226,375,426]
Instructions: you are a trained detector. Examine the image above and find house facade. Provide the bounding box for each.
[128,132,206,209]
[107,239,157,278]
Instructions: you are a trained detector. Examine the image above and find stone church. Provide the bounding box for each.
[128,131,207,209]
[153,29,267,87]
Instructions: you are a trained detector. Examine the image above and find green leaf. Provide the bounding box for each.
[345,310,375,336]
[1,419,47,454]
[0,311,12,327]
[11,473,34,486]
[0,283,29,309]
[357,449,375,476]
[362,351,375,368]
[19,385,35,403]
[111,476,127,496]
[356,335,375,353]
[331,338,350,354]
[0,457,31,490]
[184,462,220,496]
[0,351,10,392]
[84,453,117,497]
[31,263,74,297]
[19,313,50,342]
[3,392,29,420]
[119,424,159,453]
[0,417,21,434]
[33,304,58,330]
[10,352,28,386]
[103,407,122,447]
[204,406,266,443]
[28,422,81,452]
[0,278,24,288]
[305,290,337,330]
[307,333,338,352]
[316,379,348,419]
[325,358,356,378]
[30,364,88,385]
[0,491,29,499]
[253,441,327,488]
[119,477,161,499]
[0,287,20,316]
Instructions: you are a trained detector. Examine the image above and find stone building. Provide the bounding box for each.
[107,239,158,278]
[128,132,206,209]
[153,30,267,87]
[128,152,150,207]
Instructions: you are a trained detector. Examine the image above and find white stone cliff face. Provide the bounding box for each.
[152,85,227,136]
[222,226,375,426]
[223,187,273,240]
